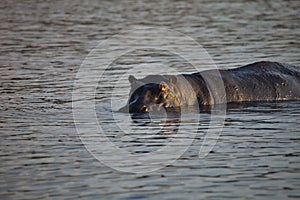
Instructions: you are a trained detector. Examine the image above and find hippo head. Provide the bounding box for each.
[127,75,180,114]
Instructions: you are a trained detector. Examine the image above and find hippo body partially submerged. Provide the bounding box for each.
[121,61,300,114]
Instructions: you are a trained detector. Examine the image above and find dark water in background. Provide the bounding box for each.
[1,0,300,199]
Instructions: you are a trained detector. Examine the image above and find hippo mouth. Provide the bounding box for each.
[130,104,181,124]
[129,100,180,115]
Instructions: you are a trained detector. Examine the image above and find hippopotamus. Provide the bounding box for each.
[120,61,300,114]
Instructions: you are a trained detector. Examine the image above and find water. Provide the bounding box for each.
[1,0,300,199]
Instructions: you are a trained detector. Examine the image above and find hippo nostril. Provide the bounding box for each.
[141,105,149,112]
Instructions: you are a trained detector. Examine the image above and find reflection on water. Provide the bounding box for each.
[1,0,300,199]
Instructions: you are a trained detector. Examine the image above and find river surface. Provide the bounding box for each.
[1,0,300,199]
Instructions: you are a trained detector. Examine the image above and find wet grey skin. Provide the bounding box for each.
[119,61,300,114]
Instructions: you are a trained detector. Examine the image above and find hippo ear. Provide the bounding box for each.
[128,75,137,84]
